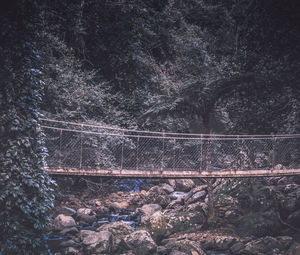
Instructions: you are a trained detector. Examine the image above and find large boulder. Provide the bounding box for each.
[76,208,92,218]
[143,211,167,241]
[286,242,300,255]
[53,207,76,218]
[236,211,281,237]
[160,183,174,194]
[169,251,188,255]
[137,203,162,224]
[200,236,237,251]
[123,230,157,255]
[169,179,195,192]
[59,226,79,236]
[80,230,112,254]
[215,179,278,214]
[184,185,207,203]
[278,184,300,214]
[76,207,97,224]
[170,191,187,200]
[143,186,170,208]
[108,201,130,210]
[287,209,300,228]
[138,204,162,216]
[185,190,206,205]
[163,238,206,255]
[53,214,76,231]
[241,236,284,255]
[164,209,206,235]
[97,222,134,237]
[97,222,134,253]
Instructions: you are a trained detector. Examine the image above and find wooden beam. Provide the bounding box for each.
[44,168,300,178]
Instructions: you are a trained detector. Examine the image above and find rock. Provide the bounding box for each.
[157,245,171,255]
[164,209,206,235]
[174,179,195,192]
[143,211,167,241]
[186,191,206,204]
[120,251,135,255]
[98,222,134,253]
[94,205,110,216]
[167,198,184,210]
[123,230,157,255]
[144,186,171,208]
[170,192,187,200]
[164,239,206,255]
[200,236,236,251]
[76,208,92,218]
[108,192,122,201]
[138,204,162,216]
[286,242,300,255]
[168,179,176,188]
[76,207,97,224]
[287,209,300,228]
[59,226,79,236]
[60,240,81,249]
[62,247,79,255]
[279,184,300,213]
[137,204,162,224]
[184,185,207,202]
[274,164,285,170]
[53,214,76,231]
[241,236,284,255]
[53,207,76,218]
[236,211,281,237]
[80,230,112,254]
[78,214,97,224]
[187,202,208,216]
[169,251,188,255]
[88,199,102,206]
[215,179,278,219]
[230,242,245,254]
[160,183,174,194]
[108,201,130,210]
[97,222,134,237]
[214,236,237,250]
[276,236,293,249]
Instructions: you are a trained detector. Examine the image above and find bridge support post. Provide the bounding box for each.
[59,129,62,168]
[161,133,165,172]
[205,135,215,221]
[173,139,176,169]
[136,136,140,170]
[272,136,276,170]
[79,124,83,169]
[121,131,124,170]
[199,135,203,172]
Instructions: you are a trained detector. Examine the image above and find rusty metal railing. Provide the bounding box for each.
[41,119,300,173]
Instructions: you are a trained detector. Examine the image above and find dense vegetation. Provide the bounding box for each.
[0,1,56,254]
[0,0,299,253]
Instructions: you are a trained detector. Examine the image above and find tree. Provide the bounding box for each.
[0,1,55,253]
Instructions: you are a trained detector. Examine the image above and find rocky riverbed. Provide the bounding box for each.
[48,174,300,255]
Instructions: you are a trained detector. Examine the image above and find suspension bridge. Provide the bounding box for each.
[41,119,300,178]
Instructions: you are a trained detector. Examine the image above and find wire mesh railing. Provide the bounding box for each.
[41,119,300,173]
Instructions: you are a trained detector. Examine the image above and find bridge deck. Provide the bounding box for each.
[46,168,300,178]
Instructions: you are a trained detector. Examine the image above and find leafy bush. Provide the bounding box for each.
[0,1,56,253]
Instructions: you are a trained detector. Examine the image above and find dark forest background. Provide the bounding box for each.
[0,0,300,253]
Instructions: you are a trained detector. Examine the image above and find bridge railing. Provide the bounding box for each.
[41,119,300,172]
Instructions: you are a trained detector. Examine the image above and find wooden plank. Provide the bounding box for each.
[44,168,300,178]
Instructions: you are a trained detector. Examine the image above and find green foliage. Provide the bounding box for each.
[27,0,300,133]
[0,1,55,253]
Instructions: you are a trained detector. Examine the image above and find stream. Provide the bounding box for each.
[46,209,140,252]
